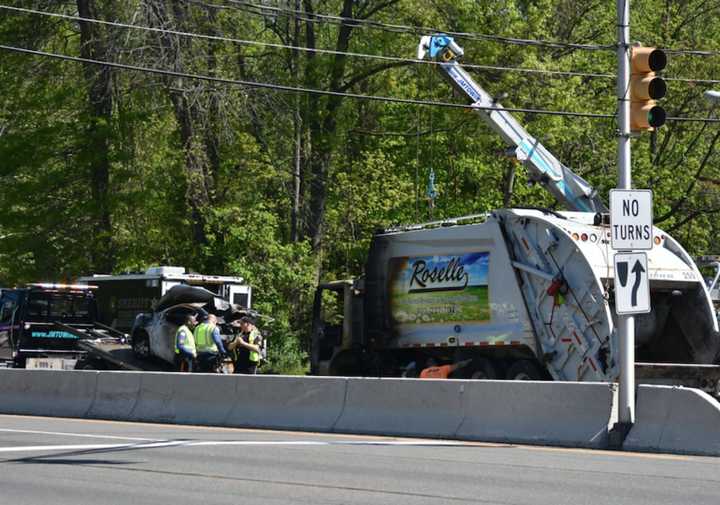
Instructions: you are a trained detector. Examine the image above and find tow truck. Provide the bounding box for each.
[0,283,141,370]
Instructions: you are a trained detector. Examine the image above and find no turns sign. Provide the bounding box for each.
[610,189,653,250]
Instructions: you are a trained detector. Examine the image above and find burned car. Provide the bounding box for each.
[130,284,251,368]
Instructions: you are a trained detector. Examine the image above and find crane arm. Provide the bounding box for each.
[417,35,606,213]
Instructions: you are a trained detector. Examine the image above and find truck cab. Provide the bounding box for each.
[0,283,98,369]
[310,280,364,376]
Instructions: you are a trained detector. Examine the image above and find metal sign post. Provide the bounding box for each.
[615,0,636,434]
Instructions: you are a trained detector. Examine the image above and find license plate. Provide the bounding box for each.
[26,357,77,370]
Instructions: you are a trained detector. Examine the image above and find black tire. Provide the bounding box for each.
[76,360,99,370]
[328,350,366,376]
[466,358,498,380]
[132,332,150,359]
[505,360,545,381]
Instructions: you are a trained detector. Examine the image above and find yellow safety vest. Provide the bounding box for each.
[194,322,218,353]
[175,325,196,356]
[247,328,262,363]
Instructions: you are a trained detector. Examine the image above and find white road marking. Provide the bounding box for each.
[0,439,467,454]
[0,443,133,453]
[0,428,160,442]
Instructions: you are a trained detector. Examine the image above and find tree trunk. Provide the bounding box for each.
[304,0,354,251]
[148,0,210,246]
[77,0,115,273]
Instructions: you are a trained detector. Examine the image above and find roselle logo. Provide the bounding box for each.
[408,257,469,293]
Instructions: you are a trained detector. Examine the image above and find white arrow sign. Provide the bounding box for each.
[610,189,653,250]
[614,252,651,315]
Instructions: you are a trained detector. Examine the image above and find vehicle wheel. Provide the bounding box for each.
[505,360,545,381]
[468,358,497,380]
[328,350,365,376]
[76,360,97,370]
[132,332,150,359]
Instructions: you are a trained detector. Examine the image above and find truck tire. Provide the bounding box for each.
[132,332,150,359]
[328,350,365,376]
[505,360,544,381]
[467,358,497,380]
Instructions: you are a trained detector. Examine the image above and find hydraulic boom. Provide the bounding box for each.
[417,35,606,213]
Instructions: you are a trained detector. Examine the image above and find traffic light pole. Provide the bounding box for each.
[616,0,636,430]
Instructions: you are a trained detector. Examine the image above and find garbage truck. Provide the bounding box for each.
[309,35,720,394]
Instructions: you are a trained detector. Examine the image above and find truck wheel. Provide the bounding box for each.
[506,360,544,381]
[76,360,95,370]
[132,332,150,359]
[468,358,497,380]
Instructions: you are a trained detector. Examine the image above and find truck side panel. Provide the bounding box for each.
[90,278,162,332]
[364,220,536,354]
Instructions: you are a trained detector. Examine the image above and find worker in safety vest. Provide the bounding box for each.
[194,313,226,372]
[175,314,197,372]
[419,358,472,379]
[228,315,264,374]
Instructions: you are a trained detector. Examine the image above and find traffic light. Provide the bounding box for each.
[630,47,667,131]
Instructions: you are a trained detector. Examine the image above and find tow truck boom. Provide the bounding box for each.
[417,35,606,213]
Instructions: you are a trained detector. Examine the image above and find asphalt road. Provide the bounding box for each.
[0,414,718,505]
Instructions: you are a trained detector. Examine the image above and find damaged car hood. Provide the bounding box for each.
[155,285,231,313]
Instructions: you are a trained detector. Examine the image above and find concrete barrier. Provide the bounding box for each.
[0,369,97,418]
[623,385,720,456]
[0,371,616,448]
[16,370,718,455]
[456,380,616,448]
[335,378,465,437]
[87,371,142,420]
[168,373,241,426]
[226,375,347,432]
[87,372,240,426]
[128,372,179,423]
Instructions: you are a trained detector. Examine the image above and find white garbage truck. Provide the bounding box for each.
[310,36,720,393]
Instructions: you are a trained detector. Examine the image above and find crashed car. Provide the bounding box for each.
[130,284,251,367]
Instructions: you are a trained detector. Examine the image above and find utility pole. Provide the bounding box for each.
[614,0,636,438]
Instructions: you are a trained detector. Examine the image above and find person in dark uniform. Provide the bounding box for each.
[228,316,263,374]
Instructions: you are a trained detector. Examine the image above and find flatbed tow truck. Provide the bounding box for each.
[0,283,173,371]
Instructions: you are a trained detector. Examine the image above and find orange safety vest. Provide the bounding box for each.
[419,364,453,379]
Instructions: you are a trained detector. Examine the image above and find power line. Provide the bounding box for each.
[663,49,720,57]
[3,43,720,124]
[6,5,720,86]
[666,77,720,85]
[667,116,720,123]
[217,0,615,51]
[0,42,615,119]
[223,0,720,60]
[0,4,614,81]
